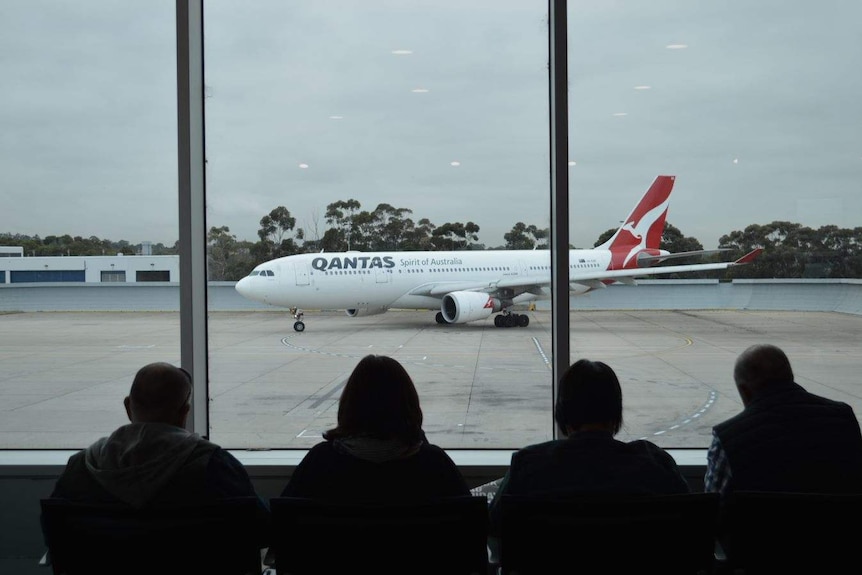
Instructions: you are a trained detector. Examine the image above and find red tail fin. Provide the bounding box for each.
[599,175,675,269]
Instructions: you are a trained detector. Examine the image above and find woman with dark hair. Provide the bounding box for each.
[280,354,469,500]
[487,359,689,545]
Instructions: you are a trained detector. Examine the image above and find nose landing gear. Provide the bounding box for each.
[289,307,305,332]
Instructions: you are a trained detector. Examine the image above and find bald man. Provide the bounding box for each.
[705,344,862,496]
[49,362,266,511]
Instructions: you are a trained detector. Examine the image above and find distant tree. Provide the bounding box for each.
[324,199,361,251]
[207,226,255,281]
[257,206,303,259]
[432,221,480,250]
[401,218,436,250]
[719,221,807,278]
[300,207,325,253]
[816,225,862,278]
[505,222,547,250]
[371,203,414,251]
[348,209,377,251]
[719,221,862,279]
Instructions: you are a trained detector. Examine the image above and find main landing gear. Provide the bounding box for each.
[289,307,305,332]
[494,312,529,328]
[433,310,530,327]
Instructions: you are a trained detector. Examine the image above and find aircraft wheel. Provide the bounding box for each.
[293,321,306,332]
[436,312,446,324]
[519,315,529,327]
[505,315,517,327]
[494,315,504,328]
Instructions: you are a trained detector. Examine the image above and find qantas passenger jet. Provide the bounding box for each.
[235,175,761,331]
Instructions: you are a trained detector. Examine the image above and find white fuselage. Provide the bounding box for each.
[235,249,612,311]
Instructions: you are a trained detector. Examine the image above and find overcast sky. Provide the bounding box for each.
[1,0,860,250]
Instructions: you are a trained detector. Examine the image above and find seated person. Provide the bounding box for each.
[45,361,268,536]
[705,344,862,561]
[706,343,862,497]
[281,354,470,500]
[488,359,690,556]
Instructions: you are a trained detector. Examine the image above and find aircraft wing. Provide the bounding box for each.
[409,248,762,297]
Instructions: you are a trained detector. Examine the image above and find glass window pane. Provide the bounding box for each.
[205,1,551,449]
[0,1,178,448]
[569,0,862,448]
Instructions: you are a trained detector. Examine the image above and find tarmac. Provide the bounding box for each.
[1,309,861,451]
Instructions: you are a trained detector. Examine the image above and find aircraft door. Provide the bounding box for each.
[375,268,390,284]
[518,260,528,276]
[294,262,310,286]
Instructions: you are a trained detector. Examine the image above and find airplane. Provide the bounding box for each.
[235,175,762,331]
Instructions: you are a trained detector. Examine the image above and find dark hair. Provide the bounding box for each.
[734,343,794,390]
[323,355,424,443]
[128,362,192,423]
[554,359,623,434]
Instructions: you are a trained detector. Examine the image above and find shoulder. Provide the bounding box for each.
[510,440,565,464]
[625,439,678,461]
[295,441,338,464]
[417,442,458,463]
[627,438,670,452]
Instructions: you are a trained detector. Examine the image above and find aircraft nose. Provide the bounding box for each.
[235,276,252,298]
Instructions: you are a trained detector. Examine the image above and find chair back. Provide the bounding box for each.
[40,496,266,575]
[498,492,720,575]
[269,495,489,575]
[719,490,862,574]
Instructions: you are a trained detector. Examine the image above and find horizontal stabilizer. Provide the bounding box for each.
[637,249,731,265]
[734,248,763,264]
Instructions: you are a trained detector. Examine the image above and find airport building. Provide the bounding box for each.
[0,246,179,284]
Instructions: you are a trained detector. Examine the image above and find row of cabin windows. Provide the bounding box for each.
[529,264,600,270]
[401,267,509,273]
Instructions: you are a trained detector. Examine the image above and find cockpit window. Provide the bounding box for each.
[248,270,260,276]
[265,270,275,276]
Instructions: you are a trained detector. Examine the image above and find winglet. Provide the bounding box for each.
[733,248,763,264]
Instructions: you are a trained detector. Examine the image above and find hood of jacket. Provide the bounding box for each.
[83,422,213,507]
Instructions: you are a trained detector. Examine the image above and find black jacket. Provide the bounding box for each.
[488,430,690,536]
[713,381,862,494]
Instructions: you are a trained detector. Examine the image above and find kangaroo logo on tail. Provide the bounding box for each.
[599,175,674,269]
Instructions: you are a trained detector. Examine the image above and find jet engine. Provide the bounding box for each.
[345,306,388,317]
[441,291,503,324]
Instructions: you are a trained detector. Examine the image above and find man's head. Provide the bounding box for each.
[554,359,623,436]
[123,362,192,427]
[733,344,794,406]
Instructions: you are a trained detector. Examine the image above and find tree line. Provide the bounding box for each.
[3,200,861,281]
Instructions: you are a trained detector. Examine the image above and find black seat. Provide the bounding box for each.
[40,496,267,575]
[717,490,862,575]
[497,492,720,575]
[268,495,490,575]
